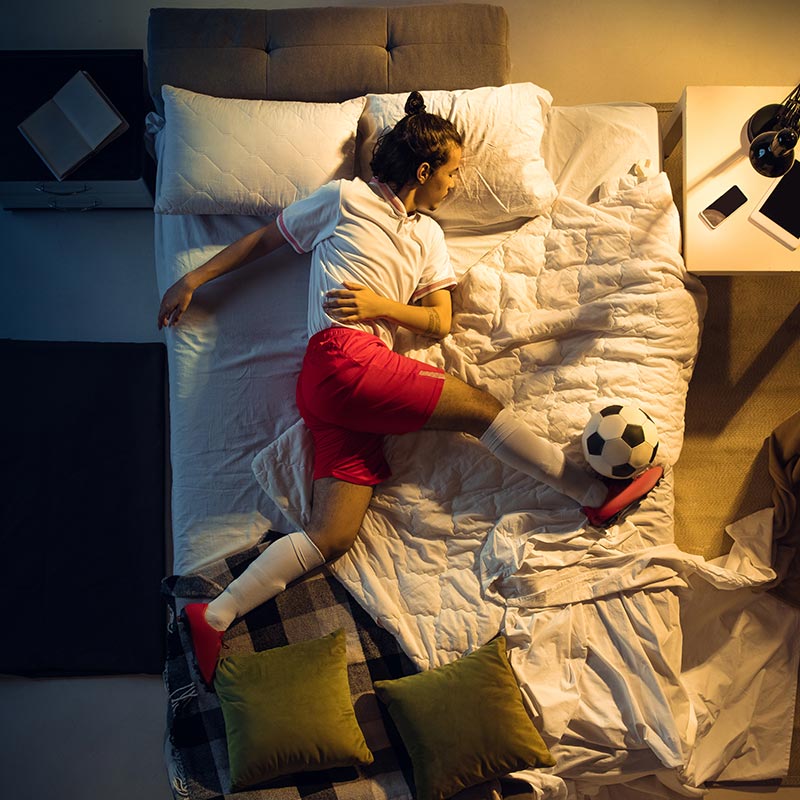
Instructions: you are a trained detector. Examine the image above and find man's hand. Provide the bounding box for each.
[158,277,195,329]
[323,281,388,324]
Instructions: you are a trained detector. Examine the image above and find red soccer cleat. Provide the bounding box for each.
[182,602,223,686]
[582,465,664,527]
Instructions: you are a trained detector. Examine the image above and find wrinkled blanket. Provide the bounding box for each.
[254,173,800,797]
[256,173,700,659]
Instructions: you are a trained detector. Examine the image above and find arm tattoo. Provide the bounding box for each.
[425,308,441,336]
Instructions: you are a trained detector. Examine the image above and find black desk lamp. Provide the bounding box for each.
[746,83,800,177]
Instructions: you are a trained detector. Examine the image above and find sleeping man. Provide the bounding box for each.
[157,91,663,685]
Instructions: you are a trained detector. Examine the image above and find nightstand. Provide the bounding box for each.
[0,49,155,210]
[663,85,798,274]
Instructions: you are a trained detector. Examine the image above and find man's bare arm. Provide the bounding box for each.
[158,221,287,328]
[323,284,452,339]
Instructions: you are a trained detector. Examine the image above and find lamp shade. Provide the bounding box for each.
[749,127,797,177]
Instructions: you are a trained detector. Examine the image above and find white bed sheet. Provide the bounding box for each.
[543,102,662,204]
[156,102,662,573]
[155,213,307,573]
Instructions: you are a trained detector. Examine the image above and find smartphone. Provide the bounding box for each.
[699,185,748,229]
[748,160,800,250]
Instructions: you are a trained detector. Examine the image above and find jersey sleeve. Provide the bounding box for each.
[277,181,342,254]
[411,220,457,302]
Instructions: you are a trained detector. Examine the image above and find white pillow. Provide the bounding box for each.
[357,84,558,229]
[154,86,366,215]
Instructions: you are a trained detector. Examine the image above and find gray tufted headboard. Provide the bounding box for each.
[146,4,510,115]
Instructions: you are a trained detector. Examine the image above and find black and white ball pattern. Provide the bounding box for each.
[581,404,659,479]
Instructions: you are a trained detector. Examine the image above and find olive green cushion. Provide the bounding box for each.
[373,636,555,800]
[215,629,373,790]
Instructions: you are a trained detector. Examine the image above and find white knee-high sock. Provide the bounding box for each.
[480,408,607,507]
[205,532,325,631]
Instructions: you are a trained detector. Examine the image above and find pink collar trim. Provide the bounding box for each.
[369,178,414,218]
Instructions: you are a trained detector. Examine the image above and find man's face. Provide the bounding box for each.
[416,146,462,211]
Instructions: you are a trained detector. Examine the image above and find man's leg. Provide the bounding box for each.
[304,478,375,560]
[185,478,373,684]
[208,477,373,625]
[424,374,608,506]
[424,374,663,520]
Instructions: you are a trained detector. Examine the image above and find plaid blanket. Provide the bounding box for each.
[161,533,417,800]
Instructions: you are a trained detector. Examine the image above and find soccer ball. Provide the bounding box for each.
[581,404,659,479]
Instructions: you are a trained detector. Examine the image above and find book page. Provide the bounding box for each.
[54,71,126,150]
[18,100,92,179]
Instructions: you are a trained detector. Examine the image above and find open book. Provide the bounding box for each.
[17,70,129,181]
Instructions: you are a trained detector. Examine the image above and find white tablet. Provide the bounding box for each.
[748,160,800,250]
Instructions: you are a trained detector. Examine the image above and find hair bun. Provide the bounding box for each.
[404,91,426,116]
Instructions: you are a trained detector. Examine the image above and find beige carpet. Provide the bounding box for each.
[656,103,800,557]
[672,272,800,557]
[674,272,800,786]
[657,104,800,784]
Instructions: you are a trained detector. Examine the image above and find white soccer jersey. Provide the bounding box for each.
[277,178,456,346]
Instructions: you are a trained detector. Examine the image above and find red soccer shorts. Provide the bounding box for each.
[295,327,446,485]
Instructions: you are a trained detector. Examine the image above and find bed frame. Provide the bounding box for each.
[147,3,509,113]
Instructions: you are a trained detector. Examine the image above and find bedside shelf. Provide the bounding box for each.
[664,85,798,273]
[0,177,154,210]
[0,49,155,210]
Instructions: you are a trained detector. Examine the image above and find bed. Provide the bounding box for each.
[146,5,800,799]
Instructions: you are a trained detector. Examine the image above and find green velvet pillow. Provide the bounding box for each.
[215,629,374,790]
[374,635,555,800]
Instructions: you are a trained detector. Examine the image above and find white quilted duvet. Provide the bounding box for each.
[254,172,800,797]
[256,171,700,663]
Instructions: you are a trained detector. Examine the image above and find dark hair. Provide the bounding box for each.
[370,91,463,188]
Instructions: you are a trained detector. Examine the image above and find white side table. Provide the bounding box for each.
[663,85,797,274]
